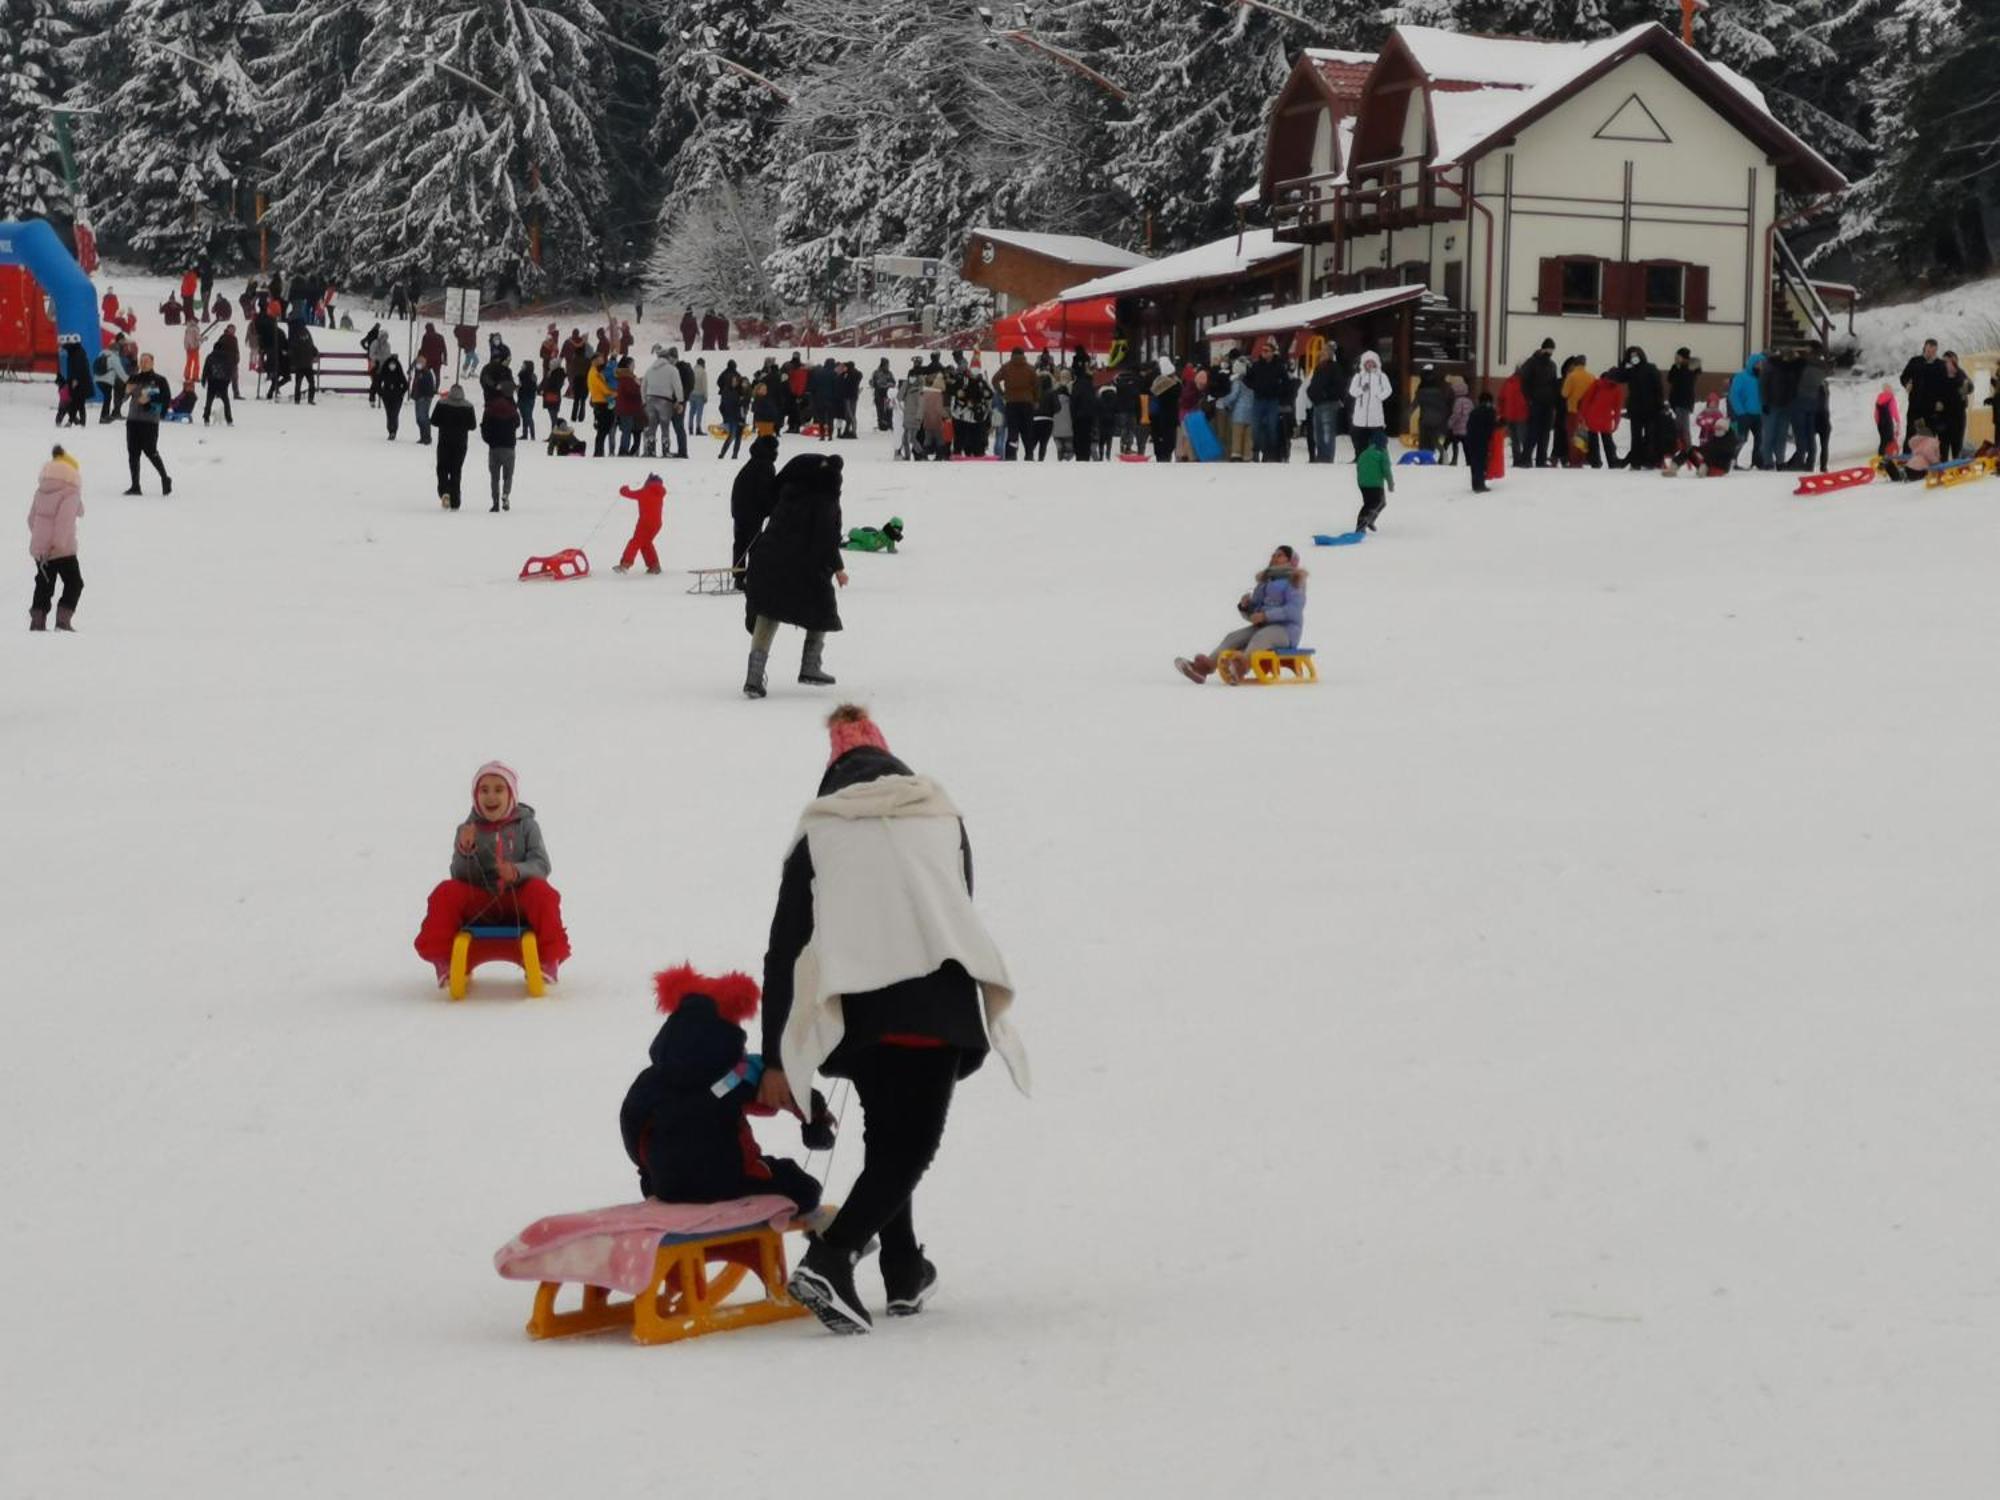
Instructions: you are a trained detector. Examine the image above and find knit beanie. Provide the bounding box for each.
[826,706,889,766]
[472,759,518,815]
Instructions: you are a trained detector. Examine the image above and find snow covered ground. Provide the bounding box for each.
[4,284,1998,1497]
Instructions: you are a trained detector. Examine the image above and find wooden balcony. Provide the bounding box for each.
[1272,157,1465,245]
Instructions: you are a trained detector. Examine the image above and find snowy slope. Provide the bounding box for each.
[1848,274,2000,377]
[2,283,1997,1498]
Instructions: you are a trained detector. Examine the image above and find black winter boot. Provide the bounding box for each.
[743,647,769,700]
[789,1240,872,1334]
[881,1247,938,1317]
[29,609,48,632]
[54,607,76,632]
[799,636,835,686]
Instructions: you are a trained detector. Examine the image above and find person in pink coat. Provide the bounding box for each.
[28,446,84,631]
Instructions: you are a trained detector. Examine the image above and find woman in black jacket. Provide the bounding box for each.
[377,354,409,440]
[740,453,845,698]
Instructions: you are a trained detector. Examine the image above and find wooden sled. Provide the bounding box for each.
[687,566,742,595]
[1794,466,1876,496]
[524,1216,818,1346]
[449,924,545,1000]
[1217,647,1318,685]
[1923,456,1995,489]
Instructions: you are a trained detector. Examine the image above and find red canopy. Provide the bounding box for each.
[989,296,1118,355]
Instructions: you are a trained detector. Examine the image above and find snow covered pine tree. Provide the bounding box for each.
[0,0,73,221]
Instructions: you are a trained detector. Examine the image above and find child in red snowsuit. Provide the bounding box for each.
[414,761,571,983]
[614,473,665,574]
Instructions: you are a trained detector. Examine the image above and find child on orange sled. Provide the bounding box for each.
[619,964,835,1209]
[613,472,665,574]
[1174,545,1308,684]
[414,761,570,984]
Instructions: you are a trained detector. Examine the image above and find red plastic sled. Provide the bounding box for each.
[519,548,590,581]
[1118,453,1150,463]
[1795,467,1874,496]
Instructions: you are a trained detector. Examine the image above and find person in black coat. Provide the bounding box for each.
[807,358,842,443]
[731,432,781,581]
[376,353,409,439]
[1465,390,1498,494]
[517,361,539,441]
[1516,340,1561,466]
[619,964,829,1209]
[1070,366,1096,462]
[430,384,476,509]
[1611,346,1662,468]
[741,453,845,699]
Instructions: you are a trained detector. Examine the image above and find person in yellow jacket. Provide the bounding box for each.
[586,353,616,457]
[1560,356,1596,467]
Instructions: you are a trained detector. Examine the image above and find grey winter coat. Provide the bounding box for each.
[642,357,683,404]
[450,803,552,891]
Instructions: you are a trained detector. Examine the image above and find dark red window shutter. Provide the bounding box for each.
[1684,264,1709,323]
[1602,262,1633,318]
[1537,257,1562,315]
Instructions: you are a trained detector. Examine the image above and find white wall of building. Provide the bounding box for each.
[1473,53,1774,383]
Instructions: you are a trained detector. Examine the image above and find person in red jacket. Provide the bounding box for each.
[614,473,666,574]
[1580,375,1627,469]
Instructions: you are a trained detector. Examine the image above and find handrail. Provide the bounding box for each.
[1772,234,1834,345]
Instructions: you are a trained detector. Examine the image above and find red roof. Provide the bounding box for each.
[1305,55,1372,113]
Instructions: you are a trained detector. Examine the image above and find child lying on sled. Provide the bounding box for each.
[842,516,904,553]
[620,965,836,1211]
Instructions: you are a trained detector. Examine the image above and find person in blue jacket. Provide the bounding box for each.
[1728,355,1764,470]
[1175,546,1307,684]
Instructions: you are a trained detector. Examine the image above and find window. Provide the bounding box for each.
[1561,259,1602,315]
[1538,257,1604,316]
[1538,258,1711,322]
[1642,264,1685,320]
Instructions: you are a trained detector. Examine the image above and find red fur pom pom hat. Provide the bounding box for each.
[653,964,761,1025]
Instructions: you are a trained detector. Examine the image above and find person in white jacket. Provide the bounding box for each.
[1348,351,1393,459]
[757,705,1028,1334]
[641,348,684,459]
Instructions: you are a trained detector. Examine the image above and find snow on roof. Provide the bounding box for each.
[1303,48,1375,65]
[1395,24,1610,87]
[1056,230,1296,302]
[1204,284,1428,340]
[1419,22,1832,186]
[969,228,1149,269]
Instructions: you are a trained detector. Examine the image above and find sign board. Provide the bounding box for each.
[866,255,944,282]
[445,285,481,327]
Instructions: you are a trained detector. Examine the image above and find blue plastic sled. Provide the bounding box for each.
[1314,531,1366,547]
[1183,410,1224,463]
[1397,449,1437,465]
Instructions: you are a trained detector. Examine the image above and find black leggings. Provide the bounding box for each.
[824,1046,960,1260]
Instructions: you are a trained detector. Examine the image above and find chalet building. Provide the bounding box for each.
[1054,230,1301,363]
[961,229,1150,317]
[1255,21,1849,388]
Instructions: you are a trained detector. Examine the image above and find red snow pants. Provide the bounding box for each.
[620,522,661,571]
[414,878,570,964]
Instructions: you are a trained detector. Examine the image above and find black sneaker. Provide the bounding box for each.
[789,1241,872,1335]
[882,1249,937,1317]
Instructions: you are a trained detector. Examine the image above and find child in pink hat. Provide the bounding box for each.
[413,761,571,983]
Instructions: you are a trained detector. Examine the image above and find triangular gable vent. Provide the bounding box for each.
[1593,93,1671,143]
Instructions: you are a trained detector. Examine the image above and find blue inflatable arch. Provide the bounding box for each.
[0,218,101,359]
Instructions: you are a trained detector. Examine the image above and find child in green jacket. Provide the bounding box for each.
[1355,442,1395,532]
